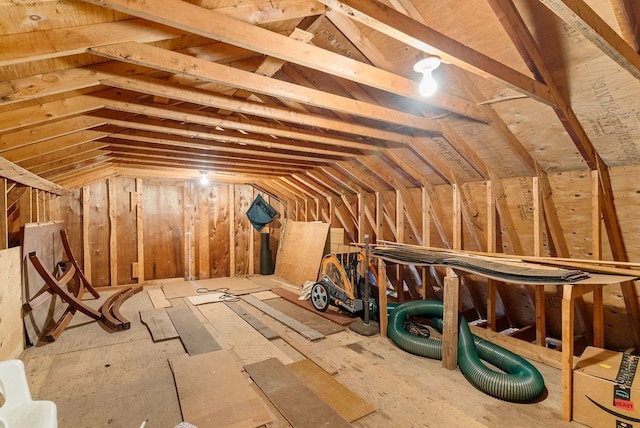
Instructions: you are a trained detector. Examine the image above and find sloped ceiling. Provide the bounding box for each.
[1,0,640,197]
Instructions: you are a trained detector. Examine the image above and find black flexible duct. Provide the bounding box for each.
[387,300,545,403]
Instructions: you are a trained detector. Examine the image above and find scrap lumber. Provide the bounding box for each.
[287,359,375,423]
[224,301,279,340]
[244,358,351,428]
[272,288,357,327]
[241,294,325,341]
[171,351,272,427]
[166,306,222,355]
[140,308,179,342]
[147,288,171,308]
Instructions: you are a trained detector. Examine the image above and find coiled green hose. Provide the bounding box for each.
[387,300,545,403]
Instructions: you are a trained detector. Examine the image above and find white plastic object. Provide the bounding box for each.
[0,359,57,428]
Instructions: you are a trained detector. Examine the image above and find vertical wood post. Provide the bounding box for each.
[421,187,430,299]
[452,184,461,250]
[229,184,236,277]
[442,268,460,370]
[378,259,388,337]
[532,177,546,346]
[591,170,604,346]
[135,179,144,284]
[197,186,210,279]
[108,179,118,287]
[0,179,7,250]
[82,186,92,282]
[486,180,497,330]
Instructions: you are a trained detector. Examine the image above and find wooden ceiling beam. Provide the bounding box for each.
[79,0,485,121]
[536,0,640,79]
[318,0,555,105]
[89,42,443,132]
[29,149,110,176]
[0,157,66,195]
[111,158,289,177]
[610,0,640,52]
[103,75,419,145]
[105,144,312,172]
[489,0,640,353]
[0,43,259,107]
[102,97,381,151]
[106,131,337,164]
[104,140,328,168]
[103,116,354,158]
[17,142,109,170]
[3,129,112,163]
[1,1,321,67]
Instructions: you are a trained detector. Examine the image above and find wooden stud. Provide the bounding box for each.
[486,180,497,331]
[442,268,460,370]
[378,259,388,337]
[108,178,118,286]
[591,170,602,260]
[82,186,92,282]
[532,177,546,346]
[0,179,6,250]
[452,184,461,251]
[198,185,210,279]
[229,184,236,277]
[135,178,144,284]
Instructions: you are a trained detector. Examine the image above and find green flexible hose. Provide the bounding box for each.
[387,300,545,403]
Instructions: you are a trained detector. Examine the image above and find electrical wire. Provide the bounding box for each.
[195,287,240,302]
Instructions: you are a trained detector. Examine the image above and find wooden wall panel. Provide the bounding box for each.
[54,188,83,268]
[233,184,253,276]
[208,183,230,278]
[87,181,110,286]
[114,177,137,285]
[143,183,184,280]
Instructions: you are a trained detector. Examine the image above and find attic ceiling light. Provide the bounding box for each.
[413,56,441,97]
[199,170,209,185]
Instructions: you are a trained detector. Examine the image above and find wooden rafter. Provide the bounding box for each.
[317,0,555,105]
[78,0,485,121]
[488,0,640,361]
[537,0,640,79]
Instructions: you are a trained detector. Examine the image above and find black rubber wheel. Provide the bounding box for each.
[311,282,330,312]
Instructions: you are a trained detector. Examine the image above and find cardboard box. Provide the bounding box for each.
[573,346,640,427]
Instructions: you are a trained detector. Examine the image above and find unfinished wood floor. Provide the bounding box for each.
[20,276,585,427]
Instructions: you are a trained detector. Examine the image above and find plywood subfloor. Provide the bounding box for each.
[19,282,586,428]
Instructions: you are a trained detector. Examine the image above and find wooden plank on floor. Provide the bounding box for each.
[241,294,325,341]
[244,358,350,428]
[252,290,280,300]
[166,306,222,355]
[170,350,272,428]
[225,301,279,340]
[147,289,171,308]
[198,302,293,366]
[139,308,179,342]
[186,292,227,305]
[265,298,345,335]
[272,288,357,326]
[287,359,375,423]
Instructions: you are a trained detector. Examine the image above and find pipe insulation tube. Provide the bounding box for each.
[387,300,545,403]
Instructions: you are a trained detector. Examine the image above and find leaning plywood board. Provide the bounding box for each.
[244,358,350,428]
[198,302,292,366]
[170,351,272,428]
[241,294,325,341]
[274,221,330,285]
[287,359,375,423]
[166,306,221,355]
[140,308,179,342]
[0,247,24,360]
[21,222,66,344]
